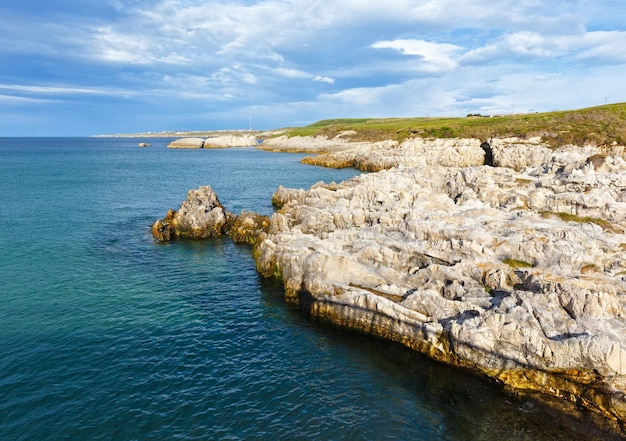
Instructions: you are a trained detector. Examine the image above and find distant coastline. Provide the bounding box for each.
[91,129,263,138]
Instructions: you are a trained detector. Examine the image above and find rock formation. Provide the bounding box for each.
[167,134,257,149]
[151,186,232,241]
[301,138,484,171]
[252,138,626,429]
[227,210,271,246]
[151,185,269,244]
[155,135,626,432]
[167,137,206,149]
[203,134,257,148]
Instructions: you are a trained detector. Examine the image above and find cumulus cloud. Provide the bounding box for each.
[372,39,462,72]
[461,29,626,65]
[1,0,626,135]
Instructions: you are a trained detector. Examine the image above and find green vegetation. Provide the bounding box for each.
[541,211,622,233]
[503,258,534,268]
[283,103,626,148]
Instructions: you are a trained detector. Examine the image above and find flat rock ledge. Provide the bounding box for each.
[253,139,626,432]
[167,134,258,149]
[151,186,268,245]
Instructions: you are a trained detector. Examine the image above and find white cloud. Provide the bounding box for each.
[0,94,53,104]
[314,76,335,85]
[372,39,462,73]
[2,0,626,135]
[273,68,311,79]
[575,31,626,62]
[461,29,626,65]
[0,83,133,97]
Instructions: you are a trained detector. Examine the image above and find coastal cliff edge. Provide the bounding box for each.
[154,135,626,434]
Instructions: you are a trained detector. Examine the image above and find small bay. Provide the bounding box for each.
[0,137,616,440]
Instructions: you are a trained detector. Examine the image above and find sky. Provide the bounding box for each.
[1,0,626,136]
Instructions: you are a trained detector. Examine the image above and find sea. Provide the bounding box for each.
[0,137,620,441]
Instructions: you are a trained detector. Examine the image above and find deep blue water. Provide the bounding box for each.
[0,137,620,440]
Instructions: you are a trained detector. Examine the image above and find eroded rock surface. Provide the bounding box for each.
[151,186,232,240]
[254,142,626,427]
[155,136,626,430]
[228,210,270,246]
[259,134,356,153]
[167,134,257,149]
[151,186,270,244]
[203,134,257,148]
[302,138,484,171]
[167,137,206,149]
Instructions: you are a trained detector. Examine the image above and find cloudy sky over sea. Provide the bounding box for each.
[1,0,625,135]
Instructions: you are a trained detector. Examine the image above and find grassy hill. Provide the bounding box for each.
[284,103,626,148]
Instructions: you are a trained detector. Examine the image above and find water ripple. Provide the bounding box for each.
[1,138,622,441]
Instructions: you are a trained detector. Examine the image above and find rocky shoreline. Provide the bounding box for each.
[153,135,626,434]
[167,134,258,148]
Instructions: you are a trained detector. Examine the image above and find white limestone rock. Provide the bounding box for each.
[167,137,205,148]
[203,134,257,148]
[151,186,232,241]
[167,134,257,149]
[254,149,626,426]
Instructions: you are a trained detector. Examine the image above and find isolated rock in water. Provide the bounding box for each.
[253,148,626,427]
[151,186,233,241]
[151,187,271,243]
[167,137,206,149]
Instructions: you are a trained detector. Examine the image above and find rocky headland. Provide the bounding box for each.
[153,135,626,434]
[167,134,258,149]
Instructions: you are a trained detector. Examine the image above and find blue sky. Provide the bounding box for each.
[1,0,626,136]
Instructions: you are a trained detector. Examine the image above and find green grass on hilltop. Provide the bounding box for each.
[284,103,626,147]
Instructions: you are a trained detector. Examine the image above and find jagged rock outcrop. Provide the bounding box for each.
[151,186,233,240]
[253,144,626,428]
[151,186,269,244]
[228,210,270,246]
[302,138,485,171]
[155,135,626,432]
[266,134,625,174]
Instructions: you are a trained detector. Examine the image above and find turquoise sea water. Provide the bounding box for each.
[0,137,620,440]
